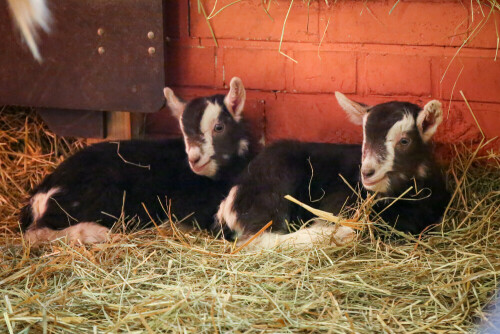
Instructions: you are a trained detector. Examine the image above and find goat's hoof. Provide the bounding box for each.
[68,222,110,244]
[333,226,356,245]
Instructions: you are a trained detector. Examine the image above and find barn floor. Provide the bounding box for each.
[1,107,499,333]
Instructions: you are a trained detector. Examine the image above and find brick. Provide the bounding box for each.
[290,51,357,93]
[241,95,267,145]
[166,43,216,87]
[475,109,500,143]
[190,0,319,42]
[364,54,431,96]
[467,3,500,49]
[438,56,500,103]
[433,102,484,144]
[320,1,468,47]
[265,93,363,144]
[223,48,287,90]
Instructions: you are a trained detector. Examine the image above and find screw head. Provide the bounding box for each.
[97,28,104,36]
[98,47,105,55]
[148,47,156,55]
[147,31,155,40]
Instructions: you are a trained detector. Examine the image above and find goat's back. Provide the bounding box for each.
[233,140,362,233]
[21,139,234,231]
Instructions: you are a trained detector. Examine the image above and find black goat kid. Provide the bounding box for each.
[20,77,252,244]
[216,93,450,249]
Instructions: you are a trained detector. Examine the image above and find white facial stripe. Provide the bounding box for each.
[380,114,414,173]
[198,101,220,168]
[31,187,60,222]
[362,114,368,159]
[383,113,414,173]
[200,130,215,163]
[386,112,415,143]
[362,113,415,193]
[181,102,222,177]
[362,114,378,173]
[200,102,222,134]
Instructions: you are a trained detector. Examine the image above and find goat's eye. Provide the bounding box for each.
[399,137,411,146]
[213,123,224,133]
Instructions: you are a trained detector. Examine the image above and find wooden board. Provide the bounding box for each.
[0,0,165,113]
[38,108,105,138]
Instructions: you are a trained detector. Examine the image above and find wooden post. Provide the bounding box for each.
[106,111,132,140]
[87,111,132,145]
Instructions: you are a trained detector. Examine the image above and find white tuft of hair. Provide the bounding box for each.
[7,0,52,62]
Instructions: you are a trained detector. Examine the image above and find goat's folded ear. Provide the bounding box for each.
[417,100,443,143]
[335,92,369,125]
[164,87,186,120]
[224,77,246,122]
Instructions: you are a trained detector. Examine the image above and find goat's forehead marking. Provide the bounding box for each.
[385,112,415,142]
[365,107,417,144]
[200,101,222,134]
[180,97,214,135]
[180,95,231,138]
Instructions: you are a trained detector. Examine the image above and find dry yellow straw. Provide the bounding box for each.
[284,195,363,230]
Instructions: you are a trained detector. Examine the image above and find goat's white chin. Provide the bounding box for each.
[362,174,389,193]
[190,160,217,177]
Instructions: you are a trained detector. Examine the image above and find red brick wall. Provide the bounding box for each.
[147,0,500,151]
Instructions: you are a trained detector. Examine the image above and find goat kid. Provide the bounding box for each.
[20,77,252,245]
[216,93,450,250]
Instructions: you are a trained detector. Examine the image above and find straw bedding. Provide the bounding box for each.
[0,106,499,333]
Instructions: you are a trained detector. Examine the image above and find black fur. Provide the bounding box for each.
[228,142,362,235]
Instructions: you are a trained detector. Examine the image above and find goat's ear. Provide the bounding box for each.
[164,87,186,120]
[335,92,369,125]
[224,77,246,122]
[417,100,443,143]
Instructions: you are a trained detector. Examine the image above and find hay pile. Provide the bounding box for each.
[0,107,86,236]
[1,106,499,333]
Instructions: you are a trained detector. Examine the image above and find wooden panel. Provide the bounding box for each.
[38,108,105,138]
[106,111,132,140]
[0,0,164,113]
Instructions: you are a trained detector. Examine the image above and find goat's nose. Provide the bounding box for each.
[189,155,201,164]
[362,168,376,179]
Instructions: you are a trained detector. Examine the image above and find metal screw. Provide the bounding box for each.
[98,47,105,55]
[147,31,155,40]
[97,28,104,36]
[148,47,156,55]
